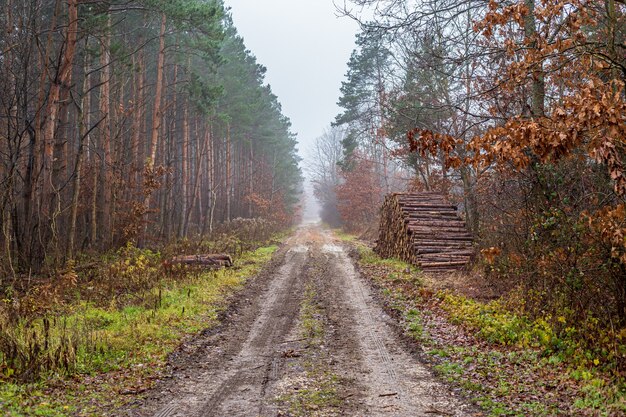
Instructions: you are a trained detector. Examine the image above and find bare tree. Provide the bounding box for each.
[307,127,345,226]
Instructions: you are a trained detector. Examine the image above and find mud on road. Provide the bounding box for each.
[122,226,475,417]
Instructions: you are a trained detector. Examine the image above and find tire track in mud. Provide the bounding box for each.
[125,237,309,417]
[271,247,365,417]
[321,236,474,416]
[189,244,307,417]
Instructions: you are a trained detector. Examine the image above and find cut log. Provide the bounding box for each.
[413,239,471,247]
[420,261,468,268]
[417,249,475,255]
[406,218,466,226]
[168,254,233,268]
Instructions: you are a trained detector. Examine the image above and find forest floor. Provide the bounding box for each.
[121,225,478,417]
[340,235,626,416]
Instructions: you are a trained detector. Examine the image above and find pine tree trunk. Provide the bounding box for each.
[38,0,61,226]
[142,13,166,238]
[100,10,112,247]
[249,140,253,217]
[201,122,215,235]
[185,126,209,235]
[131,50,144,192]
[226,122,231,222]
[147,13,166,167]
[68,47,91,259]
[43,0,78,259]
[179,98,189,237]
[25,1,60,263]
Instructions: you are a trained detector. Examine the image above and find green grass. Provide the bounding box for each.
[0,244,279,417]
[357,245,417,271]
[331,229,418,273]
[300,284,323,345]
[406,308,424,339]
[331,228,357,243]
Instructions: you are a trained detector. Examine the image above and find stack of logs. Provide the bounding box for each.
[375,192,474,272]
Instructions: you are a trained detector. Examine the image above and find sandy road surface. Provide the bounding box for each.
[123,225,475,417]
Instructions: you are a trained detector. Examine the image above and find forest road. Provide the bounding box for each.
[123,225,475,417]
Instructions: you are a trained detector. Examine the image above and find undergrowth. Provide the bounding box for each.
[351,240,626,416]
[0,241,279,416]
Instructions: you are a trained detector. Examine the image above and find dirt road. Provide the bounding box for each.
[124,226,475,417]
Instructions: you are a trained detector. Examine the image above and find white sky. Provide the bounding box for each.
[225,0,359,160]
[225,1,359,222]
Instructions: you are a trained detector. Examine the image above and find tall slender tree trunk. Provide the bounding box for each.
[201,122,215,235]
[34,0,60,233]
[179,97,189,237]
[185,127,209,234]
[248,140,253,217]
[161,123,172,239]
[131,50,144,192]
[142,13,166,239]
[147,13,166,168]
[25,1,59,262]
[99,10,112,247]
[226,122,231,222]
[68,47,91,259]
[1,0,16,271]
[161,59,178,239]
[90,154,98,246]
[42,0,78,259]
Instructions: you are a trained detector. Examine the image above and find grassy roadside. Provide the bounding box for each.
[0,243,279,417]
[336,232,626,416]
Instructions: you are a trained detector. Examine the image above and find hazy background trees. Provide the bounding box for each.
[308,127,343,227]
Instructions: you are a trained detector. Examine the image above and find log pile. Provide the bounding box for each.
[375,192,474,272]
[167,254,233,269]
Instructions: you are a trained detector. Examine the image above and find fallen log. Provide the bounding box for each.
[168,254,233,268]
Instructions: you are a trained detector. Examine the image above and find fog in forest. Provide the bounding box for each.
[226,0,358,221]
[301,181,322,224]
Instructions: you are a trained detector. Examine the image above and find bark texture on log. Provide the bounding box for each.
[167,254,233,269]
[375,192,474,273]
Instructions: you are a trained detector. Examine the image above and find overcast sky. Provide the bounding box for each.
[224,1,360,222]
[225,0,359,161]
